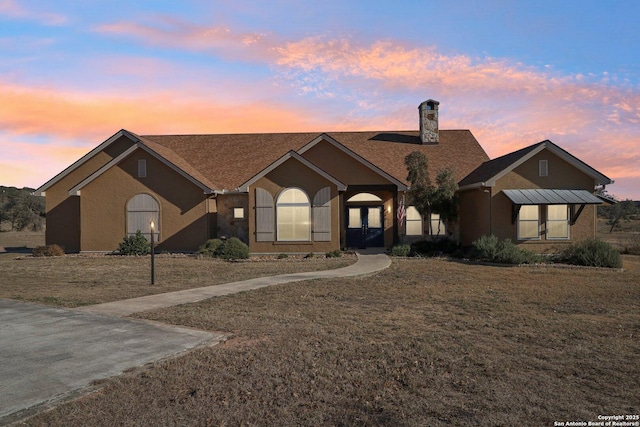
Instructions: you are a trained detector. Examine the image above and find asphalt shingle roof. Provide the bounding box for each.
[141,130,489,191]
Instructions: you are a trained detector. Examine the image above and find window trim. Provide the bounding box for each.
[276,187,311,242]
[517,205,540,240]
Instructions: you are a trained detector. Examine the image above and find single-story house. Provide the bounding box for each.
[35,100,613,254]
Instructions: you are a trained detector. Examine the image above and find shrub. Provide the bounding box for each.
[304,252,314,259]
[411,238,460,257]
[390,244,411,257]
[216,237,250,260]
[32,244,65,257]
[622,234,640,256]
[470,235,542,265]
[118,231,150,255]
[325,250,343,258]
[561,239,622,268]
[197,239,224,258]
[277,253,289,259]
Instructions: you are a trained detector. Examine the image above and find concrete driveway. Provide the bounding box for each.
[0,299,223,425]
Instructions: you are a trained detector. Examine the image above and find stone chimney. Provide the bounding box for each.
[419,99,439,144]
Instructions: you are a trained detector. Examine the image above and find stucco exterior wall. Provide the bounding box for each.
[79,149,209,252]
[302,141,392,185]
[44,135,135,252]
[248,157,341,254]
[458,188,491,246]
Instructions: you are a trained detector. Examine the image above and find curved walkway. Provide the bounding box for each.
[77,249,391,317]
[0,250,390,424]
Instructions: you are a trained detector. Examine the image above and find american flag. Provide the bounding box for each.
[397,195,406,227]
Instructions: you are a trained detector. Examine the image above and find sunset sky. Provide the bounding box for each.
[1,0,639,199]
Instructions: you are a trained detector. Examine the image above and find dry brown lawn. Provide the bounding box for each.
[0,252,355,307]
[20,256,640,426]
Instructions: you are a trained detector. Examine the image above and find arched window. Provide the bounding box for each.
[346,193,382,203]
[127,193,160,241]
[277,188,310,241]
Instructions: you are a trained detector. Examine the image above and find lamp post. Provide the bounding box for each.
[150,220,155,285]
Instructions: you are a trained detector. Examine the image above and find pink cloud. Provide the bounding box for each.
[0,0,67,25]
[271,36,640,197]
[95,17,278,62]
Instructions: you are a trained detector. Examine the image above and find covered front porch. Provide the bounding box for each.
[341,185,400,250]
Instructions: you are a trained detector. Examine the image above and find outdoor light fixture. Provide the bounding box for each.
[150,220,155,285]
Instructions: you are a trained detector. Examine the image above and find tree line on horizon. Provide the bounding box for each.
[0,186,45,232]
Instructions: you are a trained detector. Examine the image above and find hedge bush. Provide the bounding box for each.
[560,239,622,268]
[470,235,542,265]
[118,231,150,255]
[217,237,250,260]
[197,239,224,257]
[411,238,460,257]
[198,237,249,260]
[32,244,65,257]
[390,244,411,257]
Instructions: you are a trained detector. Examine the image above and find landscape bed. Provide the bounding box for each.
[14,256,639,426]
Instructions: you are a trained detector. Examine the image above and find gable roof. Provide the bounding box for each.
[297,133,408,190]
[68,141,217,195]
[35,129,139,195]
[238,150,347,192]
[142,129,488,191]
[458,140,613,190]
[35,129,218,196]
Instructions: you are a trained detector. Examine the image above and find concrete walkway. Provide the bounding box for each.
[77,249,391,317]
[0,250,390,424]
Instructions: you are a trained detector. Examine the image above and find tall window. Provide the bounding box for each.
[406,206,423,236]
[127,193,159,241]
[138,159,147,178]
[429,213,446,236]
[518,205,539,240]
[547,205,569,239]
[539,160,548,177]
[277,188,310,241]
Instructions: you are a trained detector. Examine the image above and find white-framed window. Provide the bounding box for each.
[547,204,569,240]
[406,206,423,236]
[233,207,245,219]
[276,188,311,241]
[429,213,446,236]
[518,205,540,240]
[127,193,159,241]
[138,159,147,178]
[539,160,548,177]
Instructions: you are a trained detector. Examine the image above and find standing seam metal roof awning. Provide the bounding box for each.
[502,189,603,205]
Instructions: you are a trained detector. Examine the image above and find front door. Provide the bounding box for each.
[346,206,384,248]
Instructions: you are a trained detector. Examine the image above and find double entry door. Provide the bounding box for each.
[346,206,384,248]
